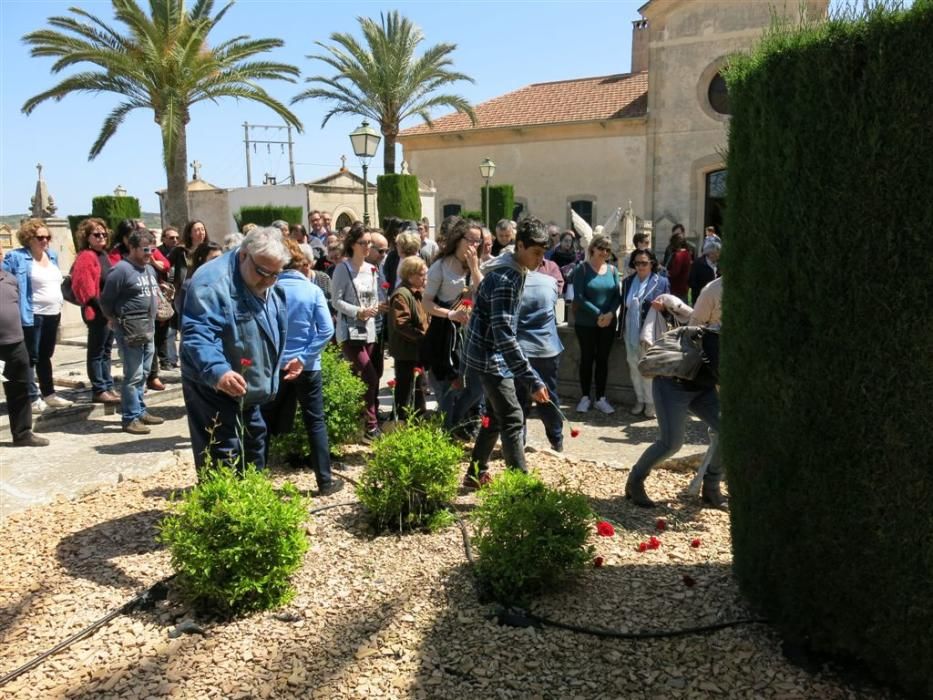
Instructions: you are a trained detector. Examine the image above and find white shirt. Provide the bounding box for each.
[30,259,64,315]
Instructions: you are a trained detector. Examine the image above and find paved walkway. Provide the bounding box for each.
[0,339,712,520]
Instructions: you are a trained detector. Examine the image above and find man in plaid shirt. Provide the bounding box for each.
[462,217,551,487]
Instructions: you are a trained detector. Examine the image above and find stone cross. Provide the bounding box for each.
[340,155,347,171]
[190,160,202,180]
[36,163,43,180]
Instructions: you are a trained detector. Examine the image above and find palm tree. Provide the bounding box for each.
[22,0,303,227]
[293,11,476,175]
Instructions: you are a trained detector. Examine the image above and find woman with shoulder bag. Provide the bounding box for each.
[331,223,385,442]
[388,256,431,421]
[70,218,119,403]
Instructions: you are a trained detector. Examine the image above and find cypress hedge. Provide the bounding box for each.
[481,184,514,230]
[722,3,933,696]
[91,196,141,234]
[376,174,421,221]
[234,205,303,230]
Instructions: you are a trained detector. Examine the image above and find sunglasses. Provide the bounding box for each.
[35,235,51,241]
[634,260,651,267]
[249,253,280,279]
[90,232,107,239]
[141,247,155,254]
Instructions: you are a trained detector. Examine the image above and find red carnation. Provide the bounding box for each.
[647,536,661,550]
[656,518,667,532]
[240,358,253,368]
[387,379,397,389]
[636,542,648,553]
[570,428,580,438]
[682,574,696,588]
[593,556,604,568]
[596,521,615,537]
[413,366,424,376]
[451,378,463,390]
[381,282,391,290]
[481,415,490,429]
[460,299,473,308]
[371,266,378,273]
[690,538,701,549]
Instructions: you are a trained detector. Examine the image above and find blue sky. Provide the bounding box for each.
[0,0,647,216]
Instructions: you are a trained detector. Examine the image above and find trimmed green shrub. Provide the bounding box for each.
[91,195,141,234]
[270,345,365,461]
[723,3,933,696]
[481,184,514,230]
[471,470,594,605]
[234,205,303,230]
[356,417,462,531]
[460,210,484,222]
[376,174,421,221]
[158,465,310,615]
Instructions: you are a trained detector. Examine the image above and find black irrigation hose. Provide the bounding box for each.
[0,574,176,688]
[0,500,360,689]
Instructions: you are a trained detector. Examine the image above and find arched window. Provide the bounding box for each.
[708,73,730,115]
[442,203,463,219]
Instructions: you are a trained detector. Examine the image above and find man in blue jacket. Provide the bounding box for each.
[180,227,301,473]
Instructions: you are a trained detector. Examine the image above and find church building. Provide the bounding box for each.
[398,0,828,251]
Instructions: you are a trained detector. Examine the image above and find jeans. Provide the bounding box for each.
[148,320,169,380]
[470,373,526,473]
[262,369,332,487]
[625,342,653,405]
[115,334,152,425]
[574,324,615,398]
[341,341,379,432]
[183,379,268,474]
[85,316,114,394]
[1,340,33,440]
[516,355,563,448]
[392,360,427,422]
[160,323,178,366]
[443,367,485,432]
[628,377,722,484]
[22,313,60,399]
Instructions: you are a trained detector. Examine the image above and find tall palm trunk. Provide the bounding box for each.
[164,125,190,228]
[382,128,398,174]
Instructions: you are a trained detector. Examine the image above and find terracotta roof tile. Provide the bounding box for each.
[399,72,647,137]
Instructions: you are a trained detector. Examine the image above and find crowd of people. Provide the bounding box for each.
[0,211,723,507]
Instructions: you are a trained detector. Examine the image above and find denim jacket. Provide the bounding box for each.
[1,246,60,326]
[180,250,287,406]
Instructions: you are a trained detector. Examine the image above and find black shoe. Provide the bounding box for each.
[701,481,729,510]
[361,428,382,444]
[549,441,564,453]
[624,477,656,508]
[139,412,165,425]
[318,480,345,496]
[13,432,49,447]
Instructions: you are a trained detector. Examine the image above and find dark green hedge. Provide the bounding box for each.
[234,205,303,230]
[461,210,483,222]
[91,196,141,234]
[377,174,421,222]
[481,184,514,230]
[722,3,933,697]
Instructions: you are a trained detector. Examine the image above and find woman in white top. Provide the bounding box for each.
[1,218,72,410]
[331,223,386,441]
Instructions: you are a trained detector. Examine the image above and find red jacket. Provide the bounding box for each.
[71,250,105,321]
[667,248,693,298]
[108,245,171,280]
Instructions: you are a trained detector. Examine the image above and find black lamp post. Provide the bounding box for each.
[349,120,381,225]
[479,158,496,228]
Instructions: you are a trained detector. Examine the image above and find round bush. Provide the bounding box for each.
[356,418,462,531]
[158,466,310,615]
[471,470,594,605]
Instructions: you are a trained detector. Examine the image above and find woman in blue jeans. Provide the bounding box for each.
[624,329,727,509]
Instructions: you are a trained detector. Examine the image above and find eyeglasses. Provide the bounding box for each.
[34,235,51,241]
[249,253,281,279]
[634,261,651,267]
[356,239,372,247]
[465,238,481,246]
[141,247,155,254]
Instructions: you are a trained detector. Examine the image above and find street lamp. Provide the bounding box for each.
[349,120,381,226]
[479,158,496,228]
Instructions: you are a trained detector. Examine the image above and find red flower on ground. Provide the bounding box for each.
[682,574,696,588]
[387,379,397,389]
[656,518,667,532]
[570,428,581,438]
[593,556,604,568]
[690,538,701,549]
[637,542,648,552]
[481,415,490,429]
[596,521,615,537]
[647,536,661,550]
[240,358,253,368]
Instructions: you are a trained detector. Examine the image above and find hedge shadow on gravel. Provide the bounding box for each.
[55,509,165,589]
[93,436,190,455]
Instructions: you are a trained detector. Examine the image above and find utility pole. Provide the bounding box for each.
[242,122,296,186]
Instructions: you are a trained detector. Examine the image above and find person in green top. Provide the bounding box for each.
[572,235,621,415]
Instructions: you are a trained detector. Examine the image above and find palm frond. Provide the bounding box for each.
[89,101,145,159]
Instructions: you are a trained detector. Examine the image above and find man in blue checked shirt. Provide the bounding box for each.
[461,217,551,487]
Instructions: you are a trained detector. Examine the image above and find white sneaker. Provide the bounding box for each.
[594,397,615,415]
[31,397,48,414]
[644,403,656,418]
[43,394,74,409]
[575,396,592,413]
[630,401,645,416]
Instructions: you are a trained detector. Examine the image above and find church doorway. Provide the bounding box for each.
[335,212,354,230]
[704,169,726,235]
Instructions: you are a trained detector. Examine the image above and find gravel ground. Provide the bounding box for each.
[0,445,898,700]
